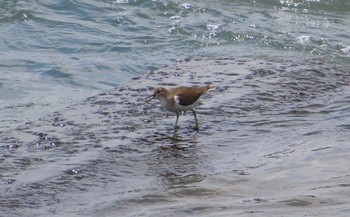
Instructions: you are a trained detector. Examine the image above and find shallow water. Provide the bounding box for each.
[2,57,350,216]
[1,0,350,130]
[1,0,350,216]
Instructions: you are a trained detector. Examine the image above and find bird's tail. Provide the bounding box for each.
[205,83,215,91]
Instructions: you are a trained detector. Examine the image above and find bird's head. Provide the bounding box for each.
[146,87,167,101]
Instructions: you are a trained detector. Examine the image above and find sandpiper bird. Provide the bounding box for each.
[146,84,214,131]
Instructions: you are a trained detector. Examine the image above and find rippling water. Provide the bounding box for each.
[1,0,350,216]
[1,0,349,130]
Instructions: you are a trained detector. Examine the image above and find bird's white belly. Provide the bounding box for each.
[173,101,198,111]
[159,96,198,112]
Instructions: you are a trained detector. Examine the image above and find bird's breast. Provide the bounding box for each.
[159,97,171,110]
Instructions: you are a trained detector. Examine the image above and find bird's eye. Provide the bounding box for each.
[157,90,160,93]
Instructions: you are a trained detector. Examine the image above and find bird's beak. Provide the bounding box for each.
[145,94,154,102]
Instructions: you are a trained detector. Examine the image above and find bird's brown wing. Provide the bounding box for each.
[173,86,209,106]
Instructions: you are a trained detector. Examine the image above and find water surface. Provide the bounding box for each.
[1,0,350,216]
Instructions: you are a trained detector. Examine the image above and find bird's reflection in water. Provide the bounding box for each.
[146,130,205,187]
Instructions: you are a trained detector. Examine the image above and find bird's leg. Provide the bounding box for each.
[174,111,180,131]
[191,109,199,131]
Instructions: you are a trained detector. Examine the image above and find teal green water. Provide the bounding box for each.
[1,1,350,216]
[0,0,349,130]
